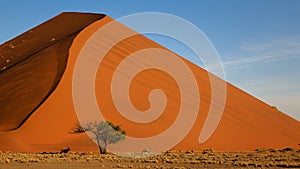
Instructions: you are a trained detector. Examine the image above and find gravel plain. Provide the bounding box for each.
[0,148,299,169]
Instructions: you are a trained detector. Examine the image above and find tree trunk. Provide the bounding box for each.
[103,140,107,154]
[98,146,107,154]
[101,147,107,154]
[98,146,104,154]
[96,137,106,154]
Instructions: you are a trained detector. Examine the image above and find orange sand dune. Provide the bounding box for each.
[0,12,299,152]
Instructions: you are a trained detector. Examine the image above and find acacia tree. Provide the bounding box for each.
[71,121,126,154]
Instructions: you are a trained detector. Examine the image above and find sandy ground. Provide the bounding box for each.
[0,149,299,169]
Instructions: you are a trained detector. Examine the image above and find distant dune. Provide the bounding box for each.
[0,12,299,152]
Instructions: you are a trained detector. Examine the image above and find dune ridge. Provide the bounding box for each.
[0,12,299,152]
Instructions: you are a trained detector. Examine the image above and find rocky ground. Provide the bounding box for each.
[0,148,299,169]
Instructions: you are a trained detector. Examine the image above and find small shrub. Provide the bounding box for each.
[282,147,294,152]
[255,148,268,152]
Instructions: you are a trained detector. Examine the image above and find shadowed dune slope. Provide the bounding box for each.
[0,13,299,152]
[0,13,105,131]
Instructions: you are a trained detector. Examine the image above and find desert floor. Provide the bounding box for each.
[0,148,299,169]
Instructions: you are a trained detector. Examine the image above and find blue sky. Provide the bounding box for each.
[1,0,299,120]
